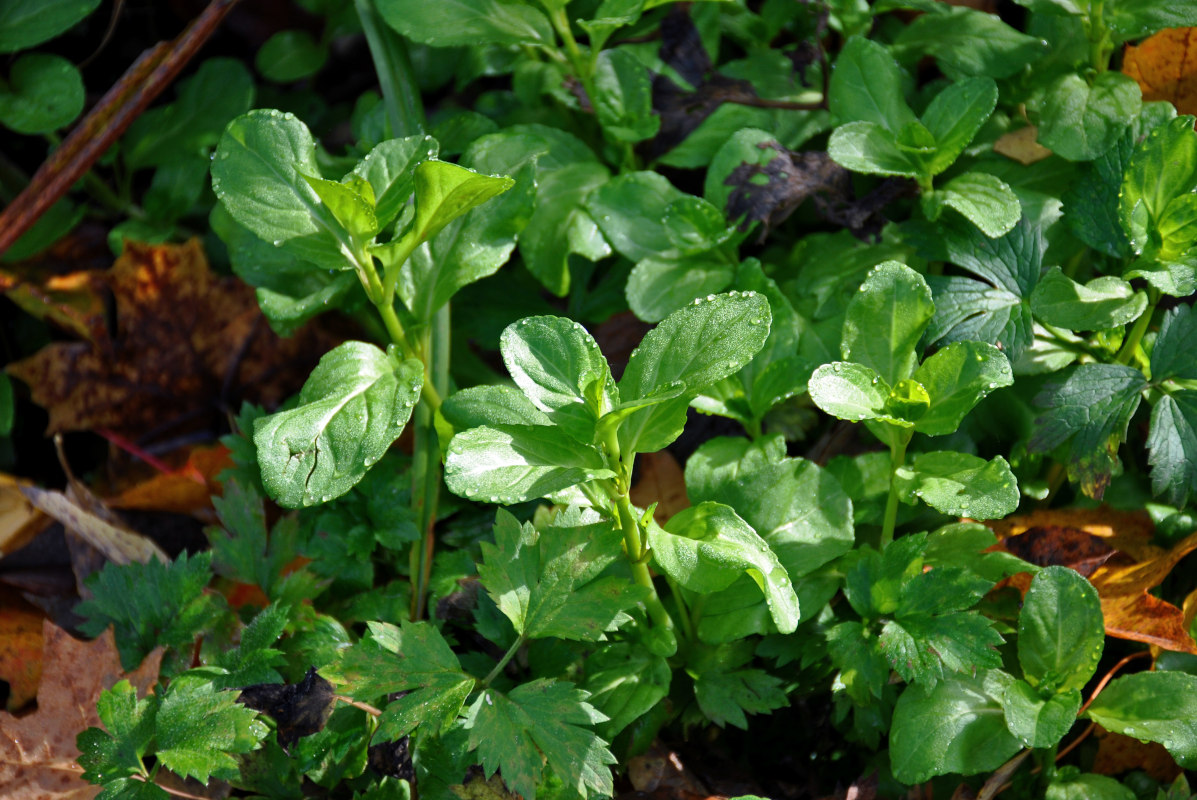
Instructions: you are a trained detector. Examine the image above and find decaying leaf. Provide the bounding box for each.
[237,666,335,750]
[0,587,45,711]
[106,444,232,515]
[993,126,1052,165]
[724,142,911,240]
[627,742,709,800]
[6,240,330,439]
[986,508,1197,654]
[21,486,168,566]
[1123,27,1197,116]
[629,451,689,526]
[0,621,162,799]
[0,474,51,556]
[0,267,110,348]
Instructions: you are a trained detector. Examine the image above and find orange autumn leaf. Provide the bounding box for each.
[106,443,233,514]
[986,507,1197,653]
[0,587,46,711]
[994,126,1052,165]
[0,473,51,557]
[629,451,690,526]
[6,240,330,438]
[1123,27,1197,116]
[0,621,162,799]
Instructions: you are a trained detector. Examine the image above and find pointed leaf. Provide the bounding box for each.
[1147,392,1197,507]
[913,341,1013,436]
[1019,566,1105,694]
[921,78,998,175]
[349,135,439,229]
[829,36,916,132]
[842,261,934,386]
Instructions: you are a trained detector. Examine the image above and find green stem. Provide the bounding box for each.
[880,432,909,550]
[664,574,696,642]
[410,304,450,620]
[614,492,676,638]
[547,6,599,117]
[481,634,526,687]
[354,0,425,137]
[1087,1,1109,72]
[1115,288,1159,367]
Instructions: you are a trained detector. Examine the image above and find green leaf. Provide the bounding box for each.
[1030,364,1147,499]
[617,291,771,455]
[1046,770,1136,800]
[444,424,615,504]
[1084,671,1197,767]
[253,342,423,508]
[1147,392,1197,507]
[843,537,926,618]
[1019,566,1104,694]
[626,256,735,323]
[880,611,1003,686]
[442,385,552,430]
[1001,680,1081,749]
[895,451,1019,519]
[664,196,734,255]
[500,315,616,443]
[585,171,687,262]
[913,341,1013,436]
[891,6,1047,78]
[77,681,157,786]
[686,436,855,640]
[300,172,379,240]
[75,552,219,671]
[0,0,100,52]
[829,36,916,132]
[693,668,788,730]
[466,681,615,800]
[889,671,1022,784]
[1038,72,1141,162]
[255,30,327,83]
[393,150,527,322]
[594,47,659,143]
[124,58,254,169]
[826,622,891,704]
[807,362,894,425]
[827,121,918,177]
[349,135,439,229]
[583,643,670,738]
[1119,117,1197,254]
[932,171,1021,238]
[1063,126,1135,259]
[0,53,82,134]
[649,502,799,633]
[214,603,289,688]
[921,79,998,175]
[906,216,1042,360]
[0,373,12,436]
[376,0,554,47]
[1106,2,1197,42]
[155,674,269,783]
[1030,268,1148,331]
[842,261,934,387]
[328,620,474,739]
[478,509,643,640]
[520,161,611,297]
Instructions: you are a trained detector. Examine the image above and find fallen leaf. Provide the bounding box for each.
[1123,27,1197,116]
[6,240,330,439]
[237,667,334,750]
[20,486,167,566]
[627,742,709,800]
[106,444,232,514]
[993,126,1053,165]
[0,474,51,556]
[0,587,45,711]
[0,621,162,799]
[724,141,912,240]
[986,508,1197,653]
[0,268,110,348]
[1093,726,1183,781]
[630,451,689,526]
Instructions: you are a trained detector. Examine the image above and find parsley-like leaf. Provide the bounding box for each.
[77,681,157,787]
[465,680,615,800]
[154,673,269,783]
[693,668,788,730]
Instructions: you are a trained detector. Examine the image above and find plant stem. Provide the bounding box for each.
[482,634,526,687]
[410,304,450,620]
[1115,288,1159,367]
[354,0,425,137]
[880,433,909,550]
[613,491,676,638]
[547,6,599,118]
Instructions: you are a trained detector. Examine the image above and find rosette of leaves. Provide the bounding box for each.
[807,261,1018,545]
[826,36,1020,238]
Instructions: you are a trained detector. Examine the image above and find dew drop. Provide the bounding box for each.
[272,240,283,247]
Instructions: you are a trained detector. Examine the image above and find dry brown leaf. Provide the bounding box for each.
[630,451,690,526]
[0,474,51,556]
[1,269,110,348]
[0,587,46,711]
[627,742,710,800]
[106,444,232,514]
[1093,726,1183,781]
[20,486,167,566]
[993,126,1052,165]
[0,621,162,799]
[1097,591,1197,653]
[1123,27,1197,116]
[985,506,1157,561]
[6,240,329,438]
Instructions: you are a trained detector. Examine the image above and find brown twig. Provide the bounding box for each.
[0,0,241,256]
[335,694,383,716]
